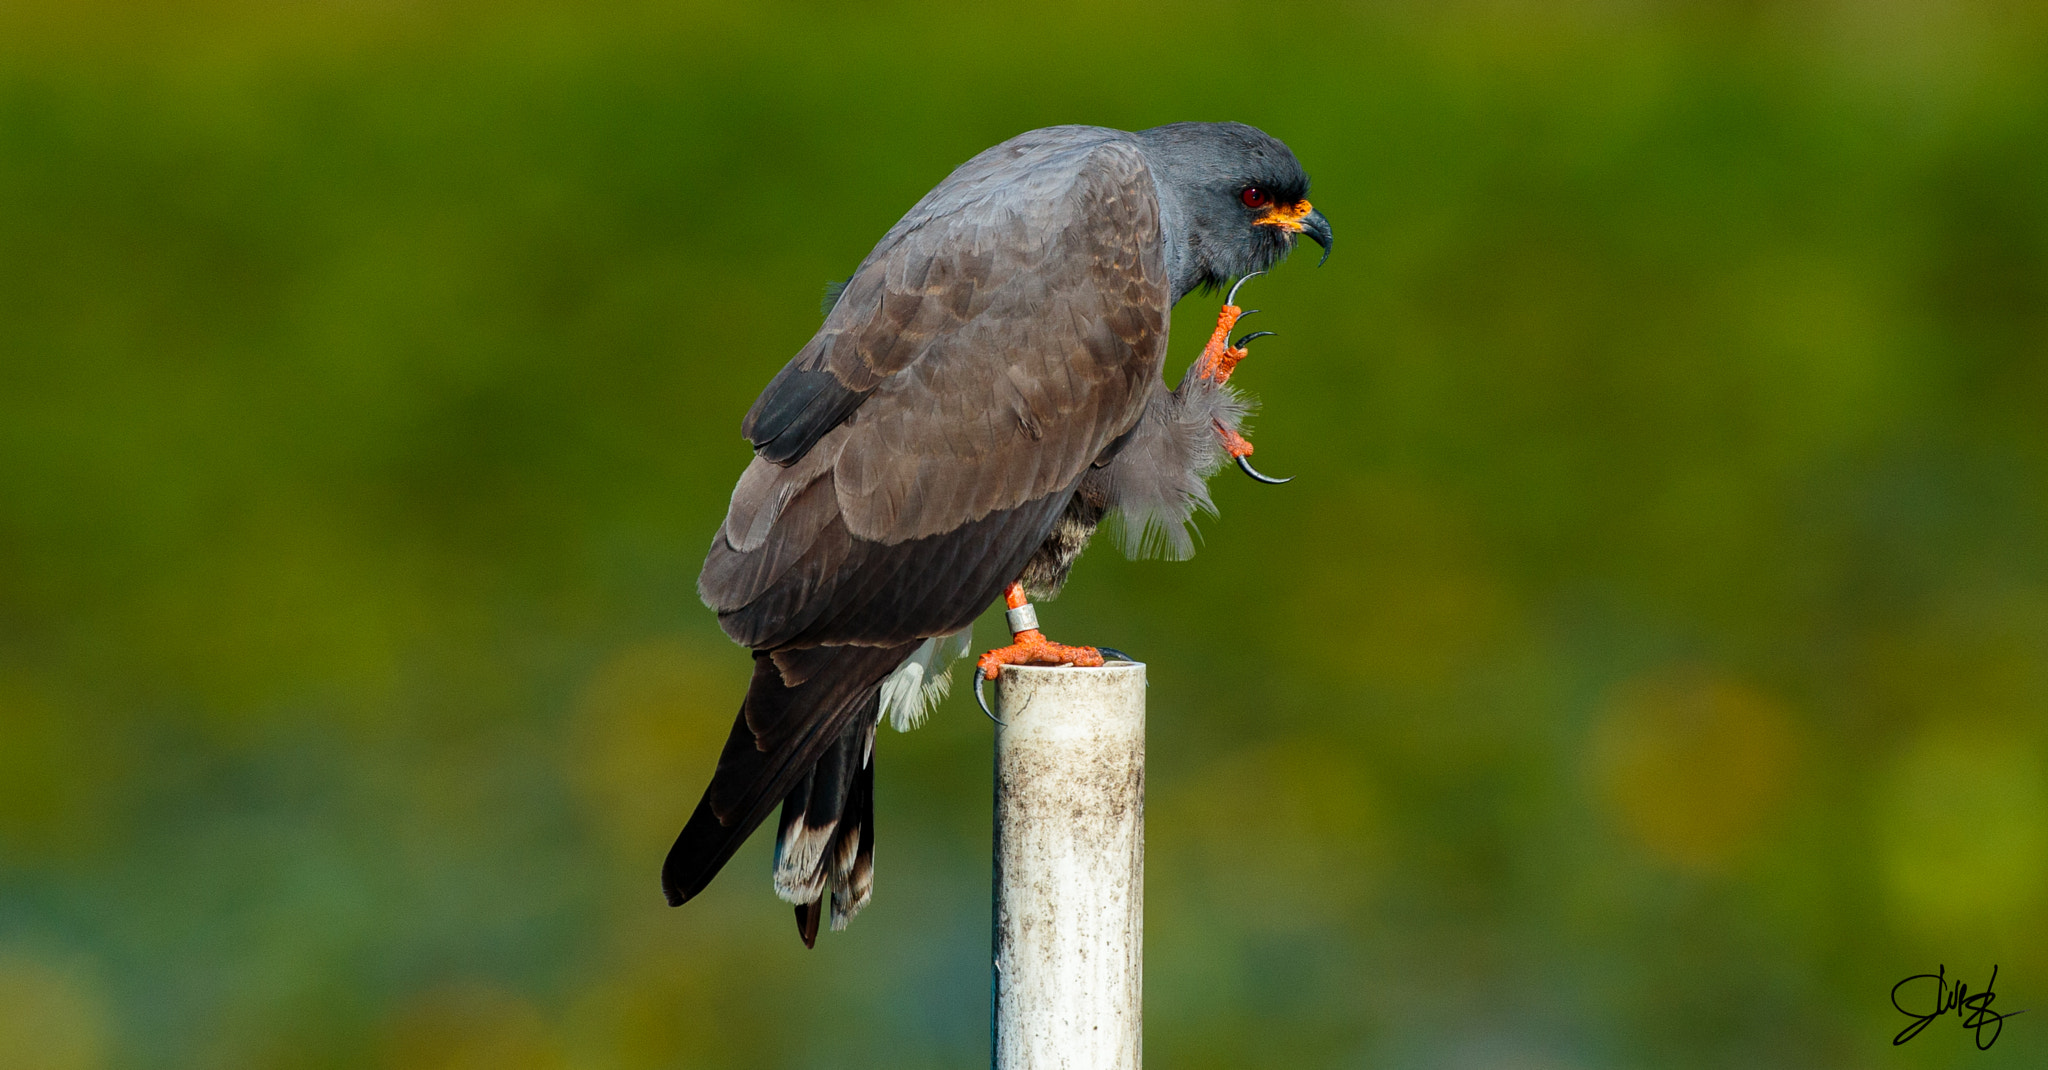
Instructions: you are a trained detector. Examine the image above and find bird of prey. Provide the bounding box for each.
[663,122,1331,946]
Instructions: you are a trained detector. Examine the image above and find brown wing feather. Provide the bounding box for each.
[832,146,1165,542]
[704,129,1169,648]
[704,473,1074,650]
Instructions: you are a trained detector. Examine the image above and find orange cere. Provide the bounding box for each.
[1254,199,1314,232]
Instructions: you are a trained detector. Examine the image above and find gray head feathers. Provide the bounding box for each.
[1134,121,1316,302]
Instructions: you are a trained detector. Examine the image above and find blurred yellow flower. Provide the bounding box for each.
[1877,727,2047,937]
[1590,667,1801,871]
[0,952,109,1070]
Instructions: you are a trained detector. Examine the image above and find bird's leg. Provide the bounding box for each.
[973,582,1134,722]
[1217,417,1292,484]
[1216,422,1256,460]
[1186,275,1293,484]
[977,582,1106,678]
[1190,302,1248,384]
[1190,272,1275,386]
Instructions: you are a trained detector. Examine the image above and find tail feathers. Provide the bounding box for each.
[774,712,878,947]
[795,898,823,948]
[829,753,875,931]
[772,714,866,903]
[661,643,915,910]
[772,767,821,901]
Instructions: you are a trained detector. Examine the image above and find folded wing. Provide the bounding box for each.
[668,127,1173,918]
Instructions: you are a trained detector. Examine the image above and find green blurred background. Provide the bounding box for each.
[3,1,2045,1067]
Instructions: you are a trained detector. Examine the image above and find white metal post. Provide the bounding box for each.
[992,661,1147,1070]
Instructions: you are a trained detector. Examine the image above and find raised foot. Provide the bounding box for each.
[1191,271,1275,385]
[1215,423,1292,485]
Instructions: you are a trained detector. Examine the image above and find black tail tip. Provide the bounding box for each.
[796,899,822,948]
[660,864,693,907]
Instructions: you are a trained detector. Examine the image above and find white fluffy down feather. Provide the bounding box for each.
[877,627,976,732]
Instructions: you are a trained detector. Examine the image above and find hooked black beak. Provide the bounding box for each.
[1300,208,1333,266]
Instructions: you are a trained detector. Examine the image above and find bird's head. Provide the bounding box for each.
[1135,121,1332,303]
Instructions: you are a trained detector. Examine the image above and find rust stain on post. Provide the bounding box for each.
[992,661,1146,1070]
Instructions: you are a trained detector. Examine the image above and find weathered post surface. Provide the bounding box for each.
[992,661,1147,1070]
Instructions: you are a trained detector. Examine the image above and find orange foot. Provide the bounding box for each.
[1215,421,1292,485]
[973,583,1131,722]
[976,630,1107,679]
[1189,272,1278,385]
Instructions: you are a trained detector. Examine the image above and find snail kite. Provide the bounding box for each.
[664,122,1331,945]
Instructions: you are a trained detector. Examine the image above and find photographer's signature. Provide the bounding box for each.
[1892,965,2023,1050]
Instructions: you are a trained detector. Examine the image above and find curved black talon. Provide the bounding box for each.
[1236,454,1294,485]
[1095,646,1137,663]
[1225,271,1264,307]
[974,672,1005,725]
[1233,330,1277,350]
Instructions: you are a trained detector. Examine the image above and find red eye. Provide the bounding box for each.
[1241,187,1269,208]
